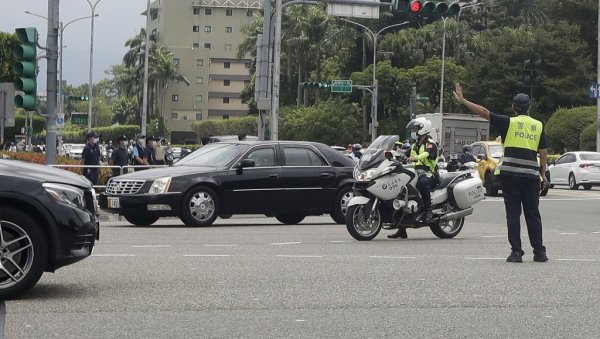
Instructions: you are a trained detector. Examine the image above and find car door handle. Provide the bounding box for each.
[320,172,334,177]
[269,173,279,178]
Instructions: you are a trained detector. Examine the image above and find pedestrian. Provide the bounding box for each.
[132,134,149,170]
[154,138,167,165]
[109,135,130,177]
[453,83,549,263]
[458,145,477,170]
[81,131,101,185]
[146,136,158,165]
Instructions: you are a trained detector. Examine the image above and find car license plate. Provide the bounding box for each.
[107,197,120,209]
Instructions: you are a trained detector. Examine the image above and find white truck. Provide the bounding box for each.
[416,113,490,157]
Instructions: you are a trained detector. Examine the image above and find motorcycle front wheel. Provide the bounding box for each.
[345,204,382,241]
[430,217,464,238]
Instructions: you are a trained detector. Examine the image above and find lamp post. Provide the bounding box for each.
[86,0,102,131]
[439,16,449,115]
[341,19,410,141]
[141,0,151,137]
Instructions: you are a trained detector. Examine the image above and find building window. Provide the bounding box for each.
[193,43,199,49]
[223,114,230,119]
[205,26,211,33]
[204,43,211,49]
[196,95,203,102]
[244,62,251,69]
[224,62,231,69]
[205,8,212,15]
[223,97,230,104]
[193,25,199,32]
[151,28,158,40]
[247,10,253,16]
[225,27,233,33]
[193,8,200,15]
[225,44,232,51]
[173,58,180,65]
[226,9,233,16]
[196,113,202,120]
[183,115,188,120]
[151,12,158,20]
[172,95,179,101]
[196,77,203,84]
[196,59,203,66]
[171,112,178,119]
[224,80,230,86]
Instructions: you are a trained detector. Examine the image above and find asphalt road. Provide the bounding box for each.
[3,187,600,338]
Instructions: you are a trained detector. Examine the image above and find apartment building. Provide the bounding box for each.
[147,0,260,143]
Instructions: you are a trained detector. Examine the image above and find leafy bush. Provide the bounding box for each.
[545,106,596,152]
[580,122,597,151]
[191,116,264,140]
[37,125,141,143]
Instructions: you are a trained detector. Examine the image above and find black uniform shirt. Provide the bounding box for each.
[82,143,100,168]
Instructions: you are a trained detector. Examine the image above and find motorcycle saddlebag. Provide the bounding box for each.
[448,177,484,209]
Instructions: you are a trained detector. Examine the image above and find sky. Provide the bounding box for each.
[0,0,147,91]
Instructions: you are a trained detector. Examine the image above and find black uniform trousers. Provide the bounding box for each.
[416,174,434,210]
[500,175,545,254]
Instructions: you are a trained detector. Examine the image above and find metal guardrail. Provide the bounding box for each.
[49,164,169,190]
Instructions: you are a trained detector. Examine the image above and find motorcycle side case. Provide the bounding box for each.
[448,177,484,209]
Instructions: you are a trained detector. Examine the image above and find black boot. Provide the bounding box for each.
[388,227,408,239]
[421,208,433,223]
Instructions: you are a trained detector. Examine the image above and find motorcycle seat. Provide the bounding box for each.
[437,172,467,189]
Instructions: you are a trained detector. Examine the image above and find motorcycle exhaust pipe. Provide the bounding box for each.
[440,207,474,221]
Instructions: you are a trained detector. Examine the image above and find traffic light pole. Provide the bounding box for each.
[45,0,59,164]
[597,0,600,152]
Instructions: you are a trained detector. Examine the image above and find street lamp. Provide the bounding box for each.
[86,0,102,131]
[341,19,410,141]
[439,16,449,115]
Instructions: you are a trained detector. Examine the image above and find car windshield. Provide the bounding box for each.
[489,145,503,158]
[71,145,84,151]
[174,143,249,167]
[580,153,600,161]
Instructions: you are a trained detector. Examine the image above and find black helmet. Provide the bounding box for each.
[462,145,472,153]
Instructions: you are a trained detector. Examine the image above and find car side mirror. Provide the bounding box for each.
[239,158,255,168]
[550,160,555,166]
[477,153,487,161]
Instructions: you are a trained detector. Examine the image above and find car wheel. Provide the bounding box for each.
[568,173,579,190]
[275,215,305,225]
[180,186,219,227]
[485,172,498,196]
[330,186,354,224]
[123,214,159,226]
[0,207,48,300]
[583,184,592,190]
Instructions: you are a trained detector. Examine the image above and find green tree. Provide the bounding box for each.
[0,32,18,82]
[149,47,190,119]
[545,106,596,153]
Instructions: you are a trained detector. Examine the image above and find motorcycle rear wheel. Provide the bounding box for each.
[430,217,464,238]
[345,205,382,241]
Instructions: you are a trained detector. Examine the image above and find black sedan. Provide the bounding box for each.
[0,159,99,299]
[99,141,356,226]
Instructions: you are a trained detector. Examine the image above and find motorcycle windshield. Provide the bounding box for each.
[358,135,400,171]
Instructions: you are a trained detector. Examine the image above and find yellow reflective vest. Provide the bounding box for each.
[495,115,543,179]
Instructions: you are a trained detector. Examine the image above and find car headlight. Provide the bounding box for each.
[148,177,172,194]
[42,183,86,210]
[354,168,379,181]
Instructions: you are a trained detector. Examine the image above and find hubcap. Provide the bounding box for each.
[340,191,355,215]
[189,192,215,222]
[0,220,34,288]
[352,206,381,237]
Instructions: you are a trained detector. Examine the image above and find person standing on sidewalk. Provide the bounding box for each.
[453,83,549,263]
[81,131,101,185]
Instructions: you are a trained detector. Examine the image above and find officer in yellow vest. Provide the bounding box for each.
[453,83,549,263]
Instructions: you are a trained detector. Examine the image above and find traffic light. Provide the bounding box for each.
[13,27,38,110]
[68,95,90,101]
[300,82,329,89]
[523,59,543,88]
[408,1,460,17]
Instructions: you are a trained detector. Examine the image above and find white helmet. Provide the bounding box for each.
[406,117,432,136]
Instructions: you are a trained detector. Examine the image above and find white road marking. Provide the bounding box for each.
[369,256,416,259]
[270,242,301,245]
[482,235,504,238]
[276,255,322,258]
[131,245,171,248]
[330,240,351,243]
[554,258,596,262]
[204,244,239,247]
[183,254,231,257]
[92,254,136,257]
[559,233,579,235]
[296,320,306,322]
[464,257,505,260]
[592,232,600,234]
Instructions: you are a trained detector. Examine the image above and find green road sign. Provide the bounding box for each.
[331,80,352,93]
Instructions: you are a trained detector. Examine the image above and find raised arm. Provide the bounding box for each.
[453,83,491,121]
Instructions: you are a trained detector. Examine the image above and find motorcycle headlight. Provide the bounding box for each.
[355,168,379,181]
[43,183,86,210]
[148,177,172,194]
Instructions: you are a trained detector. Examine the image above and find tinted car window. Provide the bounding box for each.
[488,145,503,158]
[245,147,276,167]
[555,155,568,164]
[314,145,355,167]
[284,147,326,166]
[175,143,249,167]
[472,145,482,156]
[566,154,577,163]
[580,153,600,161]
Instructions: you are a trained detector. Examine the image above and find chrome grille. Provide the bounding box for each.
[106,179,145,195]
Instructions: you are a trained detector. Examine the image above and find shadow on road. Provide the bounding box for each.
[18,283,91,301]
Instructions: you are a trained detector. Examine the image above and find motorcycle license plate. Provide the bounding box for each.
[107,197,120,209]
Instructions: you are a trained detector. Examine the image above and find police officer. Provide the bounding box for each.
[146,136,158,165]
[389,117,439,239]
[81,131,101,185]
[132,134,149,170]
[109,135,130,177]
[454,83,548,263]
[458,145,477,170]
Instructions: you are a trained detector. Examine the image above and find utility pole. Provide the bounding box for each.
[439,16,448,115]
[45,0,59,164]
[141,0,150,136]
[271,0,283,140]
[597,0,600,152]
[86,0,101,131]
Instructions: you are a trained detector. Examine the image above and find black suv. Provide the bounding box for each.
[0,159,99,299]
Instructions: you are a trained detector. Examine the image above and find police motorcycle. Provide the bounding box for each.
[345,135,485,241]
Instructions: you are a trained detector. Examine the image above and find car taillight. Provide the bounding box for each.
[579,163,593,168]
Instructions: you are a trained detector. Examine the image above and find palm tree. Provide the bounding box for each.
[149,47,190,119]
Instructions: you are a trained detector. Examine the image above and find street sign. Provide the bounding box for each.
[71,112,88,126]
[1,82,16,127]
[331,80,353,93]
[588,83,600,99]
[56,113,65,128]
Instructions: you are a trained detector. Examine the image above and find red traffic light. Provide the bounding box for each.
[410,0,422,13]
